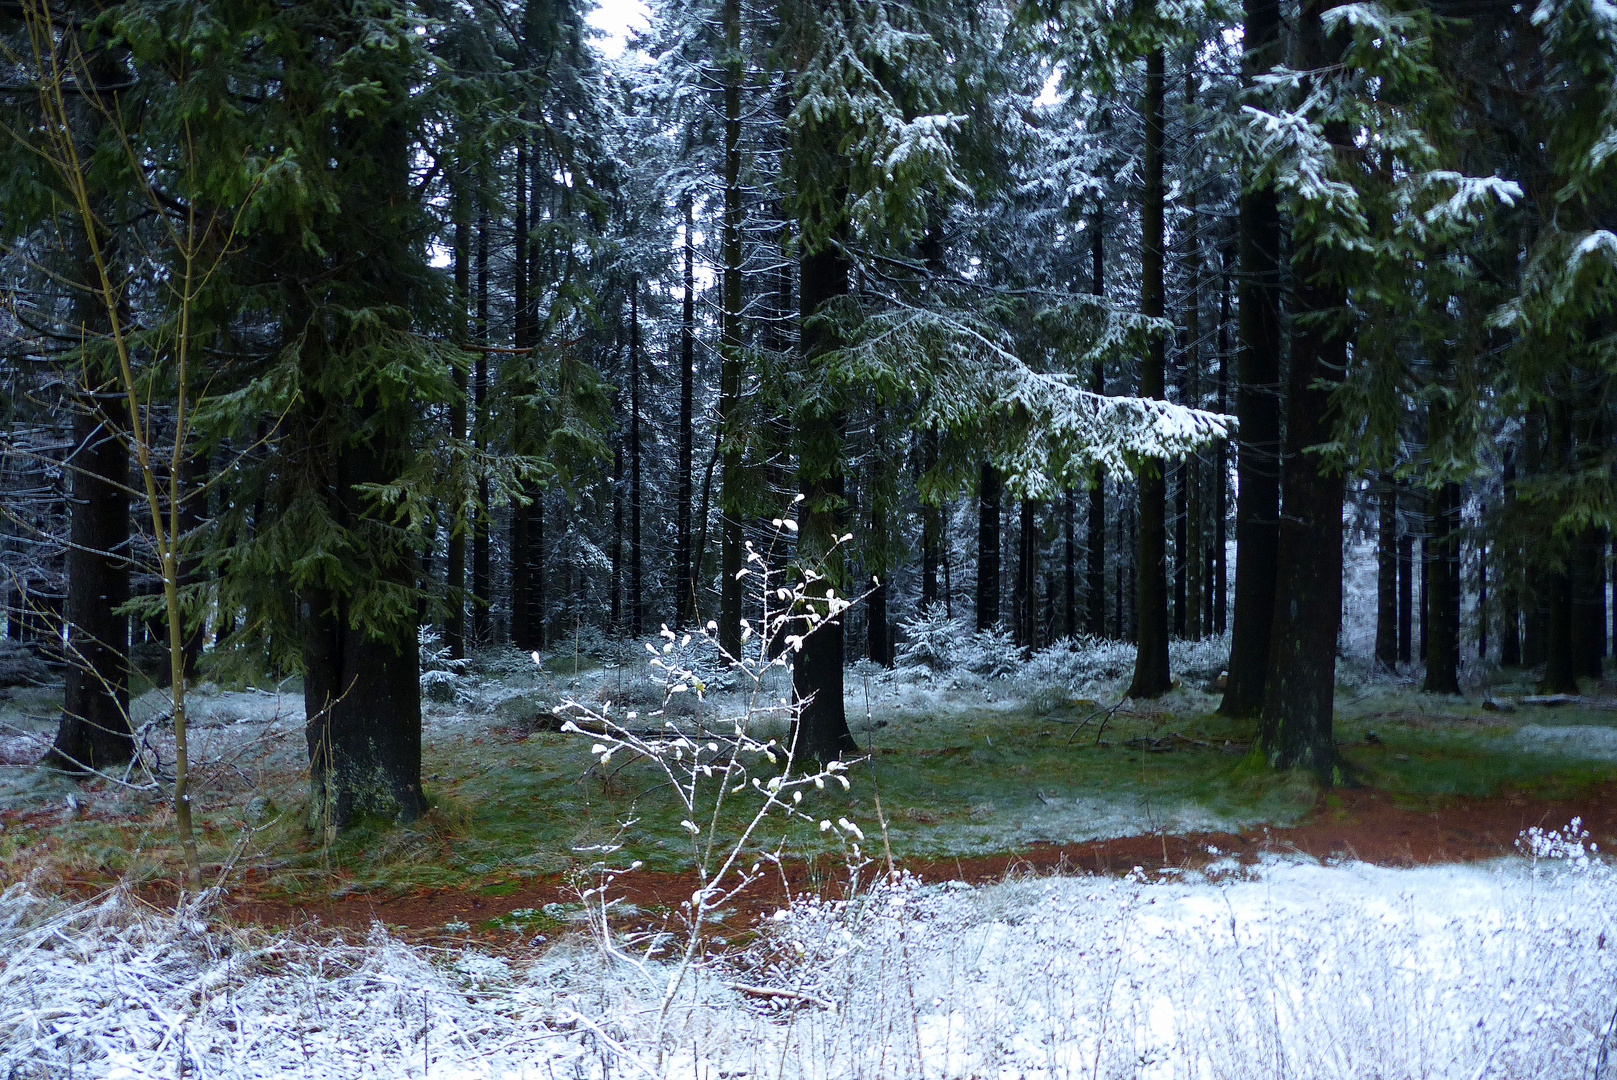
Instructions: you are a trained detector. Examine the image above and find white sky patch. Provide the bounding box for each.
[588,0,650,60]
[1036,65,1064,106]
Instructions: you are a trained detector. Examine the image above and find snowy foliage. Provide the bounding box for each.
[6,854,1615,1079]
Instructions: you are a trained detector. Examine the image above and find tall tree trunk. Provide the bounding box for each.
[718,0,745,657]
[1258,0,1349,778]
[1424,482,1461,693]
[472,206,491,647]
[446,179,470,659]
[1087,219,1107,637]
[1128,47,1171,699]
[1376,477,1398,669]
[48,397,132,772]
[1063,487,1076,638]
[976,463,1002,631]
[1573,526,1607,679]
[1213,249,1231,636]
[1184,175,1204,642]
[509,139,531,650]
[922,429,940,610]
[629,286,644,639]
[1397,483,1413,664]
[1221,0,1284,716]
[1015,497,1038,651]
[1500,455,1521,665]
[1477,537,1489,660]
[867,479,892,667]
[792,243,856,762]
[677,196,696,630]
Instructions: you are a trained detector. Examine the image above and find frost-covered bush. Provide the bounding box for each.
[418,627,471,703]
[896,605,967,671]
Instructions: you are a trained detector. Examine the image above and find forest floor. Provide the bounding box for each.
[3,642,1617,1078]
[2,639,1614,940]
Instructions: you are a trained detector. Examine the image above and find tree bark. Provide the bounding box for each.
[976,463,1002,631]
[1423,482,1461,693]
[718,0,745,657]
[1397,482,1414,664]
[922,429,940,610]
[1221,0,1284,717]
[677,196,696,630]
[1213,248,1231,636]
[1258,0,1349,778]
[472,206,492,647]
[791,243,856,762]
[446,179,470,659]
[1087,219,1107,638]
[629,285,644,640]
[1128,47,1171,699]
[1015,497,1038,651]
[48,398,132,773]
[1376,477,1398,669]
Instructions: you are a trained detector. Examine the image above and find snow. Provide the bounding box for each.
[5,847,1612,1079]
[1516,723,1617,760]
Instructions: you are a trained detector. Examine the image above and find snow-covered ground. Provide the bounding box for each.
[4,835,1612,1079]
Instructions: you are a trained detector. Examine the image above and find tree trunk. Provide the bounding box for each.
[1015,497,1038,651]
[1221,0,1284,717]
[922,429,940,610]
[1376,478,1397,669]
[1397,483,1413,664]
[1184,137,1203,643]
[1258,0,1348,778]
[976,463,1002,631]
[1087,220,1107,638]
[446,179,470,660]
[1477,538,1489,660]
[1423,482,1461,694]
[791,244,856,762]
[1063,487,1076,638]
[1128,46,1171,699]
[718,0,745,657]
[629,286,644,640]
[1214,247,1231,636]
[472,206,492,647]
[48,398,132,773]
[1573,527,1607,679]
[677,196,696,630]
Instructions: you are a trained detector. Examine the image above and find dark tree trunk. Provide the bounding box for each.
[922,429,940,609]
[1424,482,1461,694]
[677,197,696,630]
[1128,47,1171,699]
[1063,487,1076,638]
[1500,454,1521,665]
[1015,497,1038,651]
[1214,248,1231,636]
[976,463,1002,632]
[1397,486,1414,664]
[1543,570,1578,692]
[472,207,492,647]
[611,437,623,636]
[1477,538,1489,660]
[1376,478,1398,669]
[1087,220,1107,638]
[867,472,892,667]
[791,244,856,762]
[509,140,531,651]
[1174,464,1188,638]
[718,0,745,658]
[1258,0,1349,778]
[48,400,132,773]
[629,287,644,639]
[446,181,470,660]
[303,431,427,831]
[1183,137,1203,643]
[1420,533,1429,662]
[1221,0,1284,717]
[1573,527,1607,679]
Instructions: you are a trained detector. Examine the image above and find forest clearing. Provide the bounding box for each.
[3,0,1617,1074]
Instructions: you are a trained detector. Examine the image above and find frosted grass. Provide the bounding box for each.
[4,840,1613,1079]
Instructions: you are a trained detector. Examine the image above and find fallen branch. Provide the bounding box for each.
[727,983,835,1009]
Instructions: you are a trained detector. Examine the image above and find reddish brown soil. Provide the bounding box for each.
[195,781,1617,946]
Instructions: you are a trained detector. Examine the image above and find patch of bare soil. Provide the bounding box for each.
[184,780,1617,947]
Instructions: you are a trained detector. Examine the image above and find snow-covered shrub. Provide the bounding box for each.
[896,605,968,671]
[958,626,1020,679]
[418,627,471,703]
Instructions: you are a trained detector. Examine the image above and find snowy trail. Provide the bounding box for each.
[3,842,1613,1080]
